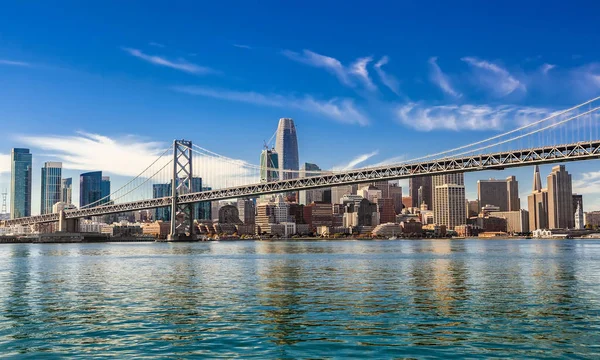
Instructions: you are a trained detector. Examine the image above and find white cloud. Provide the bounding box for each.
[540,63,556,75]
[349,57,376,90]
[428,57,461,97]
[374,56,401,96]
[282,49,378,91]
[395,103,550,131]
[573,171,600,195]
[18,133,168,177]
[149,42,165,48]
[0,59,31,67]
[173,86,370,126]
[462,56,525,96]
[0,154,9,174]
[332,151,379,171]
[233,44,252,49]
[122,47,216,75]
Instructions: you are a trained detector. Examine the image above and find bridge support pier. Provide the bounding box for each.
[167,140,195,241]
[58,211,79,232]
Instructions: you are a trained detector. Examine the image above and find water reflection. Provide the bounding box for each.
[0,240,598,358]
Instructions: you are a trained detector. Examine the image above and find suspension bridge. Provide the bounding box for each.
[2,97,600,240]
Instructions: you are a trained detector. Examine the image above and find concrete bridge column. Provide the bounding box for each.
[58,211,79,233]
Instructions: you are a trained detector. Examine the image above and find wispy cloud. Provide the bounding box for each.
[233,44,252,49]
[349,57,376,90]
[282,49,378,91]
[395,103,549,131]
[374,56,401,96]
[0,59,31,67]
[0,154,9,174]
[428,57,461,97]
[540,63,556,75]
[122,47,216,75]
[462,56,525,96]
[282,49,351,86]
[573,171,600,197]
[173,86,370,126]
[332,151,379,170]
[149,42,165,48]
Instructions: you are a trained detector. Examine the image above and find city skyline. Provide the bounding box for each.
[2,2,600,214]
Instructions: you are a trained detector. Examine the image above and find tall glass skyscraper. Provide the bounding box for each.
[259,148,279,182]
[101,176,111,204]
[61,178,73,204]
[41,162,62,214]
[275,118,299,180]
[80,171,103,208]
[152,177,203,221]
[10,148,32,219]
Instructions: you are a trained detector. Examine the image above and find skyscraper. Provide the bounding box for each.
[433,173,465,229]
[41,162,62,214]
[61,178,73,205]
[237,198,256,225]
[547,165,573,229]
[477,179,508,211]
[260,148,279,183]
[506,176,520,211]
[80,171,103,208]
[10,148,32,219]
[528,165,549,231]
[299,162,324,205]
[409,176,432,208]
[101,176,111,204]
[153,183,171,221]
[275,118,299,180]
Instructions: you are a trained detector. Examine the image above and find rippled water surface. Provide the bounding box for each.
[1,239,600,358]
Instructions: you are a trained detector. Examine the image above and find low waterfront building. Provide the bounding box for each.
[401,220,423,234]
[372,223,402,237]
[489,210,530,233]
[142,221,170,239]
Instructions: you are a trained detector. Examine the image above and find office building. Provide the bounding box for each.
[80,171,103,208]
[237,198,256,225]
[260,148,279,183]
[330,185,354,205]
[61,178,72,205]
[409,176,432,208]
[388,183,403,214]
[433,173,465,229]
[275,118,299,180]
[299,162,326,205]
[527,165,549,231]
[153,183,171,221]
[489,210,530,233]
[10,148,32,219]
[101,176,111,203]
[547,165,573,229]
[377,198,396,223]
[40,162,62,214]
[506,176,520,211]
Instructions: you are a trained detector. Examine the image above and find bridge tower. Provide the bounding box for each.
[168,140,194,241]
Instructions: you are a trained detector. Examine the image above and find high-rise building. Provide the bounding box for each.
[259,148,279,183]
[101,176,111,204]
[527,165,549,231]
[237,198,256,225]
[198,186,212,221]
[377,198,396,223]
[330,185,354,205]
[40,162,62,214]
[80,171,103,208]
[10,148,32,219]
[409,176,432,208]
[299,162,326,205]
[433,173,465,229]
[477,179,508,211]
[506,176,520,211]
[389,183,403,214]
[61,178,73,205]
[477,176,520,212]
[275,118,299,180]
[153,183,171,221]
[547,165,573,229]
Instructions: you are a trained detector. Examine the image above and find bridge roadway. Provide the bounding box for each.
[3,141,600,226]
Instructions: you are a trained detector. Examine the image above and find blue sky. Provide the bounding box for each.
[1,1,600,214]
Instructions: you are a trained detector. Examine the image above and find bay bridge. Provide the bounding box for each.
[3,97,600,240]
